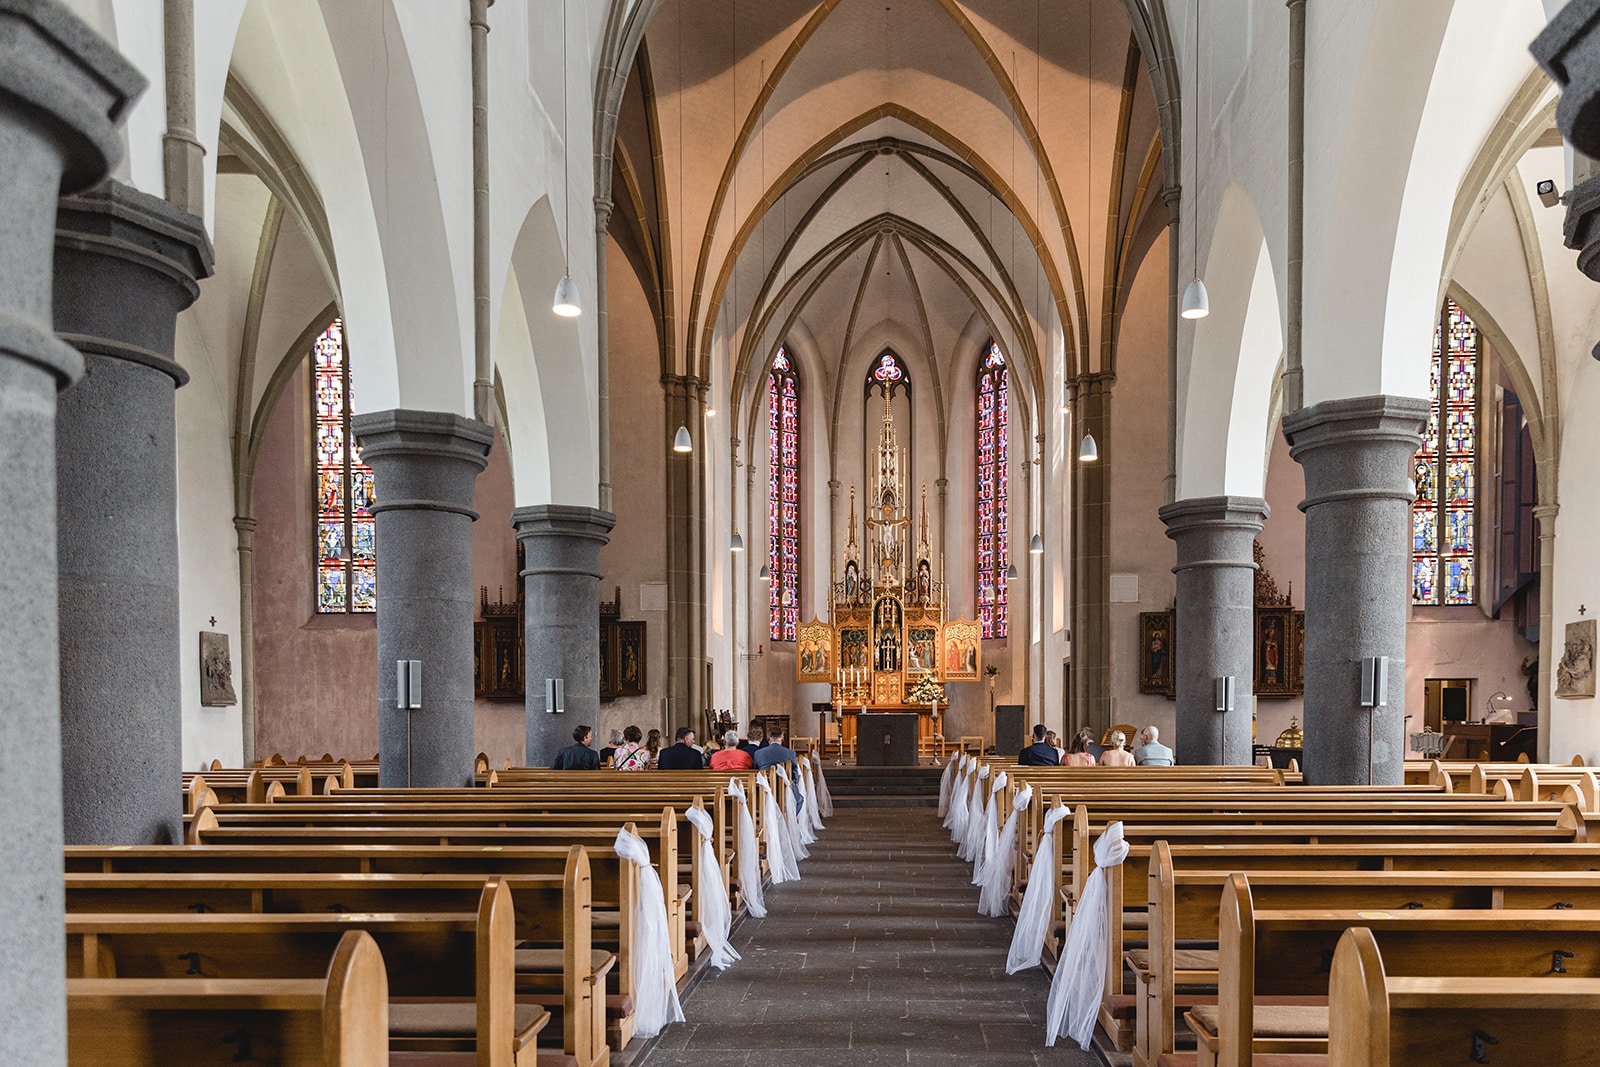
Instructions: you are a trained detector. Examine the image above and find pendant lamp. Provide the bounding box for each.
[1005,562,1019,581]
[759,563,771,581]
[1077,432,1099,463]
[552,275,582,317]
[1180,277,1210,320]
[672,425,692,453]
[1029,533,1044,555]
[731,532,745,552]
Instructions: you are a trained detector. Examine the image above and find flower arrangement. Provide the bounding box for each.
[907,671,945,705]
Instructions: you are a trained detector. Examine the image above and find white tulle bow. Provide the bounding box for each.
[613,827,686,1038]
[1044,821,1129,1048]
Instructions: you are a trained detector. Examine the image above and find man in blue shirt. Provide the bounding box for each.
[753,725,802,812]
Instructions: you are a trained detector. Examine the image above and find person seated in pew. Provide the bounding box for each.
[646,728,664,765]
[1134,725,1175,766]
[1063,728,1097,767]
[1019,723,1061,766]
[612,725,651,770]
[738,724,766,755]
[599,729,624,766]
[1100,729,1136,767]
[754,725,801,798]
[1046,730,1066,763]
[710,730,755,771]
[657,726,707,770]
[551,725,601,770]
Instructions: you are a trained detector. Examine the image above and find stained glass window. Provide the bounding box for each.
[1412,300,1476,606]
[865,350,911,398]
[977,341,1009,639]
[313,320,377,613]
[769,347,799,642]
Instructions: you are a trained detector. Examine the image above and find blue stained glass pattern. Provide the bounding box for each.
[872,352,905,382]
[1411,300,1477,606]
[769,348,799,642]
[312,319,377,613]
[977,342,1009,639]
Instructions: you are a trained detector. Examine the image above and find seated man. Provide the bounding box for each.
[1018,723,1061,765]
[709,730,754,770]
[737,723,766,755]
[551,725,600,770]
[656,725,707,769]
[1134,725,1175,766]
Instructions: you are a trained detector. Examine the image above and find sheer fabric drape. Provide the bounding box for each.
[937,755,957,817]
[1044,822,1128,1048]
[972,770,1007,886]
[978,784,1030,917]
[613,827,686,1037]
[811,752,835,817]
[958,765,990,861]
[757,773,799,882]
[726,778,766,917]
[1006,804,1073,973]
[685,806,741,969]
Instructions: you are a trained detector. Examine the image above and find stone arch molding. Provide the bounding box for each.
[1177,184,1280,501]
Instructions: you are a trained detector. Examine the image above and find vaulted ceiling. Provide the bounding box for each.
[607,0,1171,430]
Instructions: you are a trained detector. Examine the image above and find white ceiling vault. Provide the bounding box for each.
[603,0,1173,446]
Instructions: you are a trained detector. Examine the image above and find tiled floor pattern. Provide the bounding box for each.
[639,807,1102,1066]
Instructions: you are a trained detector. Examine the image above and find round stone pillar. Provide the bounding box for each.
[514,505,615,766]
[55,180,212,846]
[1283,396,1428,785]
[1158,496,1270,765]
[352,410,494,787]
[0,2,144,1061]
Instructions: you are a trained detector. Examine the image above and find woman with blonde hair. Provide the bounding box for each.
[1099,729,1136,767]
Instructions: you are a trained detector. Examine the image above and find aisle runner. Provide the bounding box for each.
[638,807,1099,1066]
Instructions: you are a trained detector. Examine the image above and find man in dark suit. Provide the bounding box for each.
[1018,723,1061,766]
[656,726,706,769]
[551,725,600,770]
[737,723,766,755]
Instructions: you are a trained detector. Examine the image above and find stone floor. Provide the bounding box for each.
[639,807,1102,1067]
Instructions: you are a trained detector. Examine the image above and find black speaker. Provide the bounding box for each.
[1441,686,1468,723]
[994,704,1027,755]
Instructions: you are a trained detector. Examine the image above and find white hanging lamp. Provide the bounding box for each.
[1029,533,1044,555]
[1005,562,1019,581]
[1181,0,1210,322]
[759,563,771,581]
[672,425,693,453]
[731,532,745,552]
[1180,277,1210,320]
[552,274,582,317]
[1078,432,1099,463]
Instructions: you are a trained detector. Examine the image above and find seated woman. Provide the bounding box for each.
[1099,729,1136,767]
[1063,727,1097,767]
[611,725,650,770]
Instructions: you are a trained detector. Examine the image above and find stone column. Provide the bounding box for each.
[352,410,493,787]
[55,181,212,847]
[1070,372,1114,738]
[1283,396,1427,785]
[1159,496,1269,765]
[0,3,144,1061]
[663,374,706,731]
[514,505,615,766]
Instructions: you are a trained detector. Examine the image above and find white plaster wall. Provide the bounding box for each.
[1547,356,1600,763]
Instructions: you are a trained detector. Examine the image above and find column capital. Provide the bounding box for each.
[1282,394,1428,510]
[55,179,213,385]
[1158,495,1271,536]
[513,505,616,578]
[0,0,145,193]
[351,409,494,519]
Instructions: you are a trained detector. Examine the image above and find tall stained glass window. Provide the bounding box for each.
[769,347,799,641]
[313,320,377,613]
[977,341,1009,639]
[1412,300,1477,606]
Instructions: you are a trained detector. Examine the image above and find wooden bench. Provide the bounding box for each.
[64,856,608,1067]
[68,876,551,1065]
[1328,925,1600,1066]
[1176,875,1600,1067]
[67,928,388,1066]
[1137,843,1600,1066]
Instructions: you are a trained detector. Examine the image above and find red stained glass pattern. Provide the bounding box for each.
[872,351,905,382]
[769,348,799,641]
[313,320,377,613]
[1412,301,1476,606]
[977,342,1009,639]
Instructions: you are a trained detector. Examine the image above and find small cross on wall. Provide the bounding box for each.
[208,616,217,627]
[1581,605,1588,617]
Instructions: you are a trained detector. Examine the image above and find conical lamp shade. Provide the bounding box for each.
[1005,562,1019,581]
[552,274,583,317]
[1180,277,1210,319]
[730,532,745,552]
[1077,432,1099,463]
[672,425,692,453]
[759,563,771,581]
[1029,533,1044,555]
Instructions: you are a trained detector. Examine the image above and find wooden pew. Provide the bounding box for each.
[67,929,388,1066]
[64,856,609,1067]
[70,840,647,1050]
[1183,876,1600,1067]
[1328,925,1600,1066]
[67,877,548,1065]
[1138,842,1600,1066]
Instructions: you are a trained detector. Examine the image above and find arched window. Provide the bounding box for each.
[313,320,377,613]
[976,341,1009,638]
[864,349,911,399]
[769,347,800,641]
[1412,299,1477,606]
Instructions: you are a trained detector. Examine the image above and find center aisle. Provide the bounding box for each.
[639,806,1102,1067]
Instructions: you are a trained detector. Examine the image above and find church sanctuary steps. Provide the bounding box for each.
[66,877,552,1066]
[66,929,389,1067]
[1136,842,1600,1067]
[1327,926,1600,1067]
